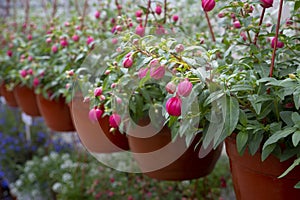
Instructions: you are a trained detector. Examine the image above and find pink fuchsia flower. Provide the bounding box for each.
[87,36,94,45]
[116,25,122,32]
[135,10,143,17]
[135,25,145,37]
[72,35,80,42]
[33,77,39,87]
[27,69,33,75]
[123,57,133,68]
[166,97,182,116]
[7,50,13,57]
[27,34,32,41]
[95,11,101,19]
[20,70,27,78]
[111,83,117,88]
[64,21,70,27]
[286,18,293,26]
[66,70,74,76]
[155,5,162,15]
[89,108,103,122]
[60,39,68,48]
[271,37,284,48]
[111,38,118,44]
[172,15,179,22]
[28,56,33,62]
[109,113,121,128]
[177,79,193,97]
[240,32,247,41]
[46,38,52,43]
[233,21,241,29]
[155,25,166,35]
[150,65,165,80]
[149,59,160,68]
[202,0,216,12]
[51,45,58,53]
[94,87,102,97]
[165,81,176,94]
[218,12,225,18]
[138,67,149,79]
[175,44,184,53]
[260,0,273,8]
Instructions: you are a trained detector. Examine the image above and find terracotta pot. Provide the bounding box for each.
[36,94,75,132]
[70,95,129,153]
[127,126,222,181]
[0,83,18,107]
[13,85,40,116]
[225,136,300,200]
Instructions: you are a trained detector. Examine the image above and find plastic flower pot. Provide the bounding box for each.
[13,85,40,117]
[36,94,75,132]
[127,125,222,181]
[69,94,129,153]
[0,83,18,107]
[225,136,300,200]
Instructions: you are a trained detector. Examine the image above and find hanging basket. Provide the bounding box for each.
[225,136,300,200]
[36,94,75,132]
[70,94,129,153]
[13,85,40,117]
[128,125,222,181]
[0,83,18,107]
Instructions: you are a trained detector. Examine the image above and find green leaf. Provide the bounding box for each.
[295,1,300,12]
[293,90,300,109]
[236,131,248,154]
[280,111,294,127]
[222,96,240,136]
[248,132,263,155]
[204,90,225,106]
[279,157,300,178]
[261,143,276,161]
[295,182,300,189]
[263,127,297,149]
[292,131,300,147]
[292,112,300,124]
[239,109,247,126]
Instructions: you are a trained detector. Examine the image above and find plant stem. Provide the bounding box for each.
[144,0,151,28]
[253,8,266,45]
[163,0,167,24]
[51,0,57,20]
[41,0,50,23]
[269,0,284,78]
[81,0,89,28]
[115,0,122,16]
[240,9,252,43]
[24,0,30,31]
[204,11,216,42]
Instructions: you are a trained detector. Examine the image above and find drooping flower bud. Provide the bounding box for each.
[72,35,80,42]
[150,65,165,80]
[94,87,102,97]
[155,5,162,15]
[165,82,176,94]
[7,50,13,57]
[271,37,284,49]
[46,38,52,43]
[60,39,68,48]
[89,108,103,122]
[27,69,33,75]
[33,78,39,87]
[149,59,160,68]
[233,20,241,29]
[95,11,101,19]
[87,36,94,45]
[218,12,225,18]
[260,0,273,8]
[27,34,32,41]
[166,97,182,116]
[175,44,184,53]
[51,45,58,53]
[109,113,121,128]
[177,79,193,97]
[123,57,133,68]
[138,67,149,79]
[135,10,143,17]
[20,69,27,78]
[172,15,179,22]
[135,25,145,37]
[202,0,216,12]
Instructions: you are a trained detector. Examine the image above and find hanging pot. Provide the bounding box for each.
[128,125,222,181]
[225,136,300,200]
[36,94,75,132]
[0,83,18,107]
[13,85,40,117]
[70,94,129,153]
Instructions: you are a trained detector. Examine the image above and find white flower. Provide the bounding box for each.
[61,159,73,169]
[62,153,70,160]
[62,173,72,182]
[50,151,59,159]
[31,189,39,196]
[28,173,36,181]
[42,156,49,163]
[15,179,23,187]
[52,182,62,193]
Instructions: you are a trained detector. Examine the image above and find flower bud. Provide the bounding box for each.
[112,38,118,44]
[95,11,101,19]
[202,0,216,12]
[155,5,162,15]
[177,79,193,97]
[33,78,39,87]
[67,70,74,76]
[27,69,33,75]
[150,65,165,80]
[240,32,247,41]
[46,38,52,43]
[271,37,284,49]
[51,45,58,53]
[27,34,32,41]
[172,15,179,22]
[87,36,94,45]
[260,0,273,8]
[72,35,80,42]
[135,25,145,37]
[138,67,149,79]
[289,74,296,79]
[136,10,143,17]
[109,113,121,128]
[60,39,68,48]
[233,21,241,29]
[149,59,160,68]
[7,50,12,57]
[123,57,133,68]
[89,108,103,122]
[94,87,102,97]
[64,21,70,27]
[165,82,176,94]
[175,44,184,53]
[166,97,182,116]
[20,69,27,78]
[218,12,225,18]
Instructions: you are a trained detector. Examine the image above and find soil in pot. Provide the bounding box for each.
[225,136,300,200]
[36,94,75,132]
[13,85,40,117]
